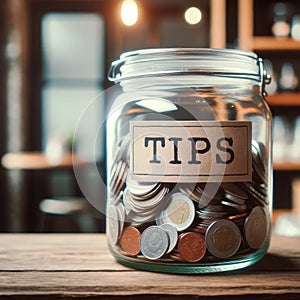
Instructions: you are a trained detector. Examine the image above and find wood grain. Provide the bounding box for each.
[0,234,299,299]
[253,36,300,51]
[267,93,300,107]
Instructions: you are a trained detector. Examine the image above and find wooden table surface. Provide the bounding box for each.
[0,234,299,299]
[1,152,87,170]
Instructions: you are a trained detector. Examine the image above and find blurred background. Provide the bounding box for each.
[1,0,300,233]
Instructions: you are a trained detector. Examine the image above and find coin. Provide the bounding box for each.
[113,134,130,164]
[180,182,221,208]
[156,193,195,231]
[107,205,120,245]
[125,185,170,224]
[140,225,169,260]
[252,140,268,185]
[221,200,247,212]
[205,219,241,259]
[116,202,126,234]
[159,223,178,253]
[199,182,224,204]
[242,182,267,206]
[119,226,141,256]
[112,162,128,196]
[197,203,228,221]
[107,134,271,263]
[227,212,247,224]
[126,176,158,197]
[109,161,122,194]
[193,225,207,234]
[244,206,268,249]
[222,183,248,202]
[177,232,206,262]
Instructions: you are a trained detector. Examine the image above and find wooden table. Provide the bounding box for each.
[0,234,299,299]
[1,152,87,170]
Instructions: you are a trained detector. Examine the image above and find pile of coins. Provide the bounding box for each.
[123,178,172,224]
[107,139,270,263]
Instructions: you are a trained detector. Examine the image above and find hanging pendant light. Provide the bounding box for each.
[121,0,139,27]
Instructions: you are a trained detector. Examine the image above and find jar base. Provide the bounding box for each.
[112,244,269,274]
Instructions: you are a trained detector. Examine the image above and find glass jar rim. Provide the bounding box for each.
[108,48,264,84]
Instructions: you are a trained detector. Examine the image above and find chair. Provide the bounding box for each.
[39,196,104,233]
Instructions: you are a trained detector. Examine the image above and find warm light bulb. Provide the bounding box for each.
[184,7,202,25]
[121,0,138,26]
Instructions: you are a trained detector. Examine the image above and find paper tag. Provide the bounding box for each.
[130,121,252,182]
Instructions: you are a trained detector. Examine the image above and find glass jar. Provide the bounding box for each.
[106,48,272,274]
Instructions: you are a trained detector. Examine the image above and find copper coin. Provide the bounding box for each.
[119,226,141,256]
[177,232,206,262]
[227,212,248,221]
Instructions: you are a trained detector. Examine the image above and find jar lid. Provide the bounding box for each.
[108,48,266,85]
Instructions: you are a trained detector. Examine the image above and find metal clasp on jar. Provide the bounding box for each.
[259,58,272,97]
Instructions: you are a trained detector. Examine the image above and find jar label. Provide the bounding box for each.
[130,121,252,182]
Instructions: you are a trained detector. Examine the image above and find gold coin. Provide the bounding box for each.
[205,219,241,259]
[244,206,268,249]
[162,193,195,231]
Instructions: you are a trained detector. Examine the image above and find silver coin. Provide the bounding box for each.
[126,186,169,223]
[157,193,195,231]
[197,210,227,219]
[257,183,268,196]
[159,223,178,253]
[244,206,268,249]
[111,190,123,206]
[181,183,218,208]
[113,162,128,196]
[125,186,169,224]
[129,186,169,211]
[252,141,268,185]
[155,210,165,226]
[109,161,122,193]
[205,219,241,259]
[107,205,120,245]
[140,225,169,260]
[140,182,164,200]
[116,202,126,234]
[203,204,225,212]
[200,182,223,202]
[221,200,247,212]
[120,134,130,162]
[197,204,228,219]
[222,183,248,202]
[123,188,134,212]
[242,182,268,206]
[129,182,162,201]
[116,135,129,160]
[258,141,268,168]
[129,212,158,224]
[126,176,158,197]
[112,134,130,165]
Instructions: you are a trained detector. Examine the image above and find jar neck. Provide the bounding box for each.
[120,75,262,96]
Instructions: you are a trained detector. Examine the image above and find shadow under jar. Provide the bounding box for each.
[106,48,272,274]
